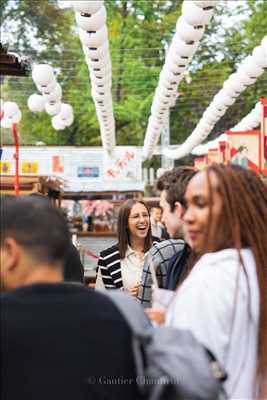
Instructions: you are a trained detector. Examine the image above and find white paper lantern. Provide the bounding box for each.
[252,46,267,69]
[95,102,113,112]
[160,68,184,84]
[249,110,261,126]
[27,94,45,112]
[45,102,61,116]
[75,6,106,31]
[82,40,109,59]
[198,119,214,132]
[95,101,113,111]
[91,59,112,73]
[254,102,262,114]
[159,75,178,90]
[182,1,214,26]
[32,64,54,86]
[72,1,103,14]
[193,128,210,141]
[92,89,111,103]
[193,1,218,8]
[237,70,257,86]
[3,101,20,118]
[63,114,74,127]
[90,71,111,85]
[202,109,218,124]
[91,81,112,92]
[79,25,108,47]
[213,91,236,107]
[43,83,62,102]
[12,109,22,124]
[172,34,199,57]
[209,103,227,116]
[167,50,191,68]
[1,117,13,129]
[166,59,187,75]
[157,84,177,97]
[52,115,65,130]
[239,56,264,78]
[149,117,162,129]
[158,82,177,95]
[222,82,240,98]
[162,148,179,160]
[37,77,57,94]
[151,102,169,114]
[86,55,111,70]
[224,74,247,94]
[58,103,74,120]
[176,16,205,42]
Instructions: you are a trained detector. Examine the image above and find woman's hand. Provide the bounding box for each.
[145,308,165,325]
[129,283,140,297]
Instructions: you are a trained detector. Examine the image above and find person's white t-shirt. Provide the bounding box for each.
[166,248,259,399]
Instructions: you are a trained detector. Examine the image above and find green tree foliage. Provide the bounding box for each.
[1,0,266,152]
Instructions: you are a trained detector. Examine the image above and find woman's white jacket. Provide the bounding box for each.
[166,248,259,400]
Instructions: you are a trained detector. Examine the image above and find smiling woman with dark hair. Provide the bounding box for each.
[166,164,267,399]
[96,199,156,296]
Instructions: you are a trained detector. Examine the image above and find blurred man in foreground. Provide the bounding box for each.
[1,196,145,400]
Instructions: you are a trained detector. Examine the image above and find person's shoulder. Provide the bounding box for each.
[150,238,185,253]
[99,243,120,258]
[186,248,256,294]
[1,291,17,304]
[197,248,254,270]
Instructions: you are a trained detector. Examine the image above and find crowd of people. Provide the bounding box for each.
[1,164,267,400]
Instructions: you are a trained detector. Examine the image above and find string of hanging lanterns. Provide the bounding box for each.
[72,1,115,156]
[28,64,74,130]
[191,133,227,156]
[231,102,262,132]
[163,36,267,160]
[142,0,219,160]
[191,101,262,156]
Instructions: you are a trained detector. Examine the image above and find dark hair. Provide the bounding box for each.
[117,199,153,258]
[237,145,248,153]
[1,196,70,266]
[157,166,197,211]
[203,164,267,398]
[150,206,162,212]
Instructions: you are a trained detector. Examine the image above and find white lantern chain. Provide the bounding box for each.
[72,0,116,156]
[163,35,267,160]
[29,64,74,131]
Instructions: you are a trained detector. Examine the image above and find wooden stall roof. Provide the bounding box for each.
[62,191,143,200]
[0,175,62,196]
[0,43,30,76]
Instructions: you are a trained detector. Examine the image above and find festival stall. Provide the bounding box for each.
[194,98,267,176]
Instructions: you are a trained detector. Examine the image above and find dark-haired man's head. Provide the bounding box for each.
[150,206,162,223]
[0,196,70,291]
[156,166,197,239]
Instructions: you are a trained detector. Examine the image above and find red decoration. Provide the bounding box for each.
[12,123,20,196]
[124,151,135,161]
[115,159,127,169]
[106,168,116,178]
